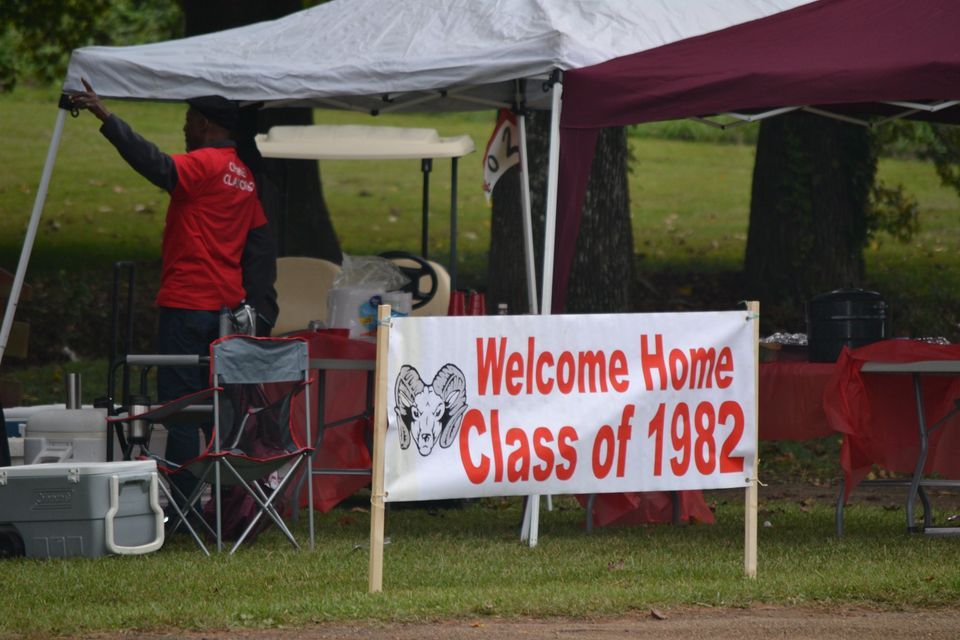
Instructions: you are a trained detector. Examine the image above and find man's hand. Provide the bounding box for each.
[70,78,111,122]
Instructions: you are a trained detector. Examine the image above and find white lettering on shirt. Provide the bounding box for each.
[223,162,255,192]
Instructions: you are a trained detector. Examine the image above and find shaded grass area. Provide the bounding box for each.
[1,496,958,639]
[3,359,108,407]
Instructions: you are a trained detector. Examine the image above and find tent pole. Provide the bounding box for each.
[420,159,432,260]
[523,73,563,548]
[449,157,458,291]
[517,114,538,315]
[540,75,562,315]
[0,107,68,368]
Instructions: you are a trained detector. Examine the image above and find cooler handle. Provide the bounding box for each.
[31,442,73,464]
[104,472,165,555]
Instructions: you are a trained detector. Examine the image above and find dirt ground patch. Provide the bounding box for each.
[71,607,960,640]
[758,481,960,514]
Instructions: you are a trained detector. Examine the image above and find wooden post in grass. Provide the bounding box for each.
[745,300,760,578]
[368,304,391,593]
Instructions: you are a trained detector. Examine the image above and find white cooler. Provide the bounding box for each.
[0,460,165,558]
[22,408,167,464]
[23,408,110,464]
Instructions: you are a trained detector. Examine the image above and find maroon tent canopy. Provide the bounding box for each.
[553,0,960,312]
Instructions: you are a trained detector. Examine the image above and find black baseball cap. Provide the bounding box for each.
[186,95,240,132]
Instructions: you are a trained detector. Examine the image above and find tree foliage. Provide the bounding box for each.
[0,0,182,91]
[744,113,877,329]
[741,113,960,332]
[921,124,960,195]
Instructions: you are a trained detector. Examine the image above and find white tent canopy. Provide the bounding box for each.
[62,0,810,112]
[54,1,809,331]
[46,0,811,321]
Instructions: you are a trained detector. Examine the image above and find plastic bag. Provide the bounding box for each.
[328,255,413,339]
[333,254,409,291]
[219,304,257,336]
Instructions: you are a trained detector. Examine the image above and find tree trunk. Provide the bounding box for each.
[744,112,876,329]
[179,0,340,261]
[489,111,632,314]
[566,126,633,314]
[487,111,548,314]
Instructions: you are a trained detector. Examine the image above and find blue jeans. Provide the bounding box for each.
[157,307,220,502]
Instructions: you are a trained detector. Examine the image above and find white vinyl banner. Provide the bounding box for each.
[384,311,757,502]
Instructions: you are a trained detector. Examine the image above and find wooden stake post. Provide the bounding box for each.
[368,304,391,593]
[745,300,760,578]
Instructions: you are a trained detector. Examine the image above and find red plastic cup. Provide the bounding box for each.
[448,290,466,316]
[469,291,487,316]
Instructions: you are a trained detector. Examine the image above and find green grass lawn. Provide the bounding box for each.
[1,496,959,638]
[3,86,960,637]
[3,86,959,285]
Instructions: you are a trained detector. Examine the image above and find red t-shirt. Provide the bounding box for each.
[156,146,267,311]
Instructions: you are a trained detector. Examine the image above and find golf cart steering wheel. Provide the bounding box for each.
[379,251,438,310]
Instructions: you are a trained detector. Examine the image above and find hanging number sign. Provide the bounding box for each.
[482,109,520,202]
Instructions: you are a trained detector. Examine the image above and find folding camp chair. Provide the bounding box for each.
[108,335,315,554]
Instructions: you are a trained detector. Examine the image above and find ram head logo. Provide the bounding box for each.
[394,363,467,456]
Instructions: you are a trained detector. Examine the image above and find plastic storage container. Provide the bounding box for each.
[21,408,166,464]
[23,408,109,464]
[806,288,889,362]
[0,460,164,558]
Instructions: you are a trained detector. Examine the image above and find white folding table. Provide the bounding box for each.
[836,359,960,536]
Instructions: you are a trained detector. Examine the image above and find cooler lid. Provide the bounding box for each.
[24,408,107,434]
[0,460,155,478]
[810,288,883,304]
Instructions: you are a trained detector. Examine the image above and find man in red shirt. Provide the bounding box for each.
[71,81,273,503]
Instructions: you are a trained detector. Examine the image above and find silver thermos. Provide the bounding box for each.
[127,394,152,445]
[65,372,82,409]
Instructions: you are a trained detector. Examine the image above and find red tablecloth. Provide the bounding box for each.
[822,340,960,500]
[759,361,835,441]
[283,337,960,524]
[577,490,715,527]
[289,330,376,512]
[289,332,859,524]
[587,360,839,528]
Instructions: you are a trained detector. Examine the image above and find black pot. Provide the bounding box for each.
[806,288,889,362]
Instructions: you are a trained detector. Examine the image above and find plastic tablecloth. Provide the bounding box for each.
[289,330,376,513]
[577,490,716,527]
[583,360,842,528]
[822,340,960,500]
[282,336,960,524]
[285,330,834,525]
[759,360,835,441]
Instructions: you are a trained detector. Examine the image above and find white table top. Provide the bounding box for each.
[861,360,960,374]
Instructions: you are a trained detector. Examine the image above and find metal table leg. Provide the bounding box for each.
[906,373,934,532]
[836,477,845,537]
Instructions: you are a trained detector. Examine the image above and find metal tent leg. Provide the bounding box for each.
[517,113,538,315]
[0,107,68,367]
[521,74,563,548]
